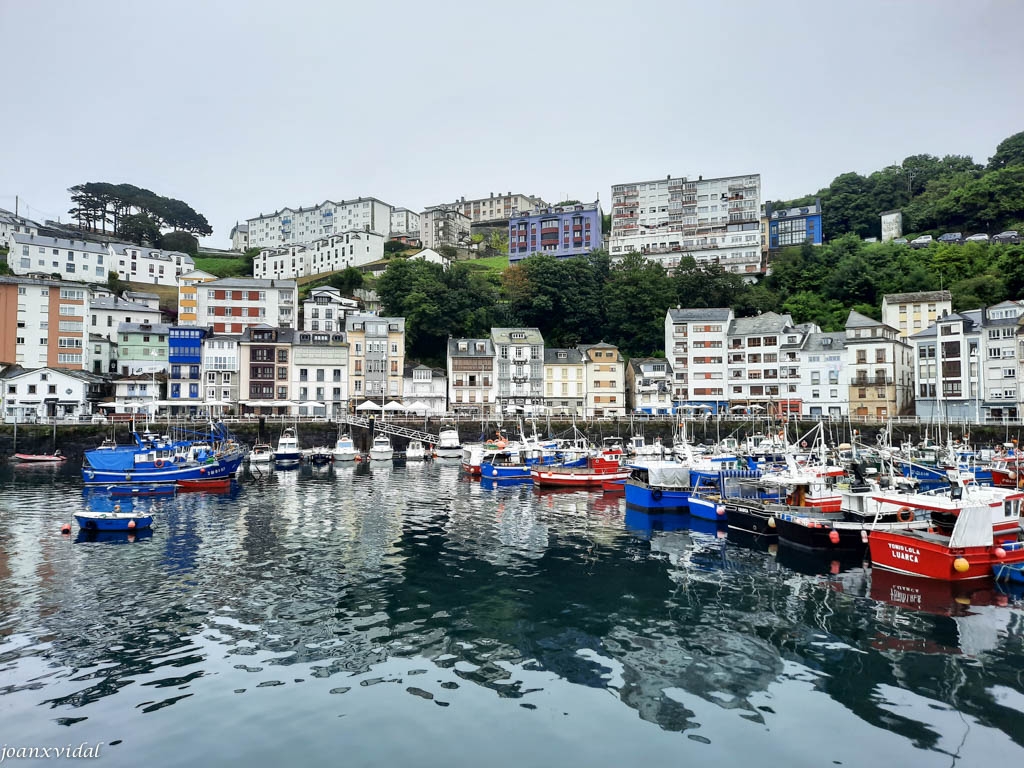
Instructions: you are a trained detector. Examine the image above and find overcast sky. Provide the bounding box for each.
[2,0,1022,247]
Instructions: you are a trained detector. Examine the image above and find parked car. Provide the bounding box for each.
[892,237,908,245]
[993,230,1020,245]
[965,233,990,243]
[910,234,934,249]
[938,232,964,245]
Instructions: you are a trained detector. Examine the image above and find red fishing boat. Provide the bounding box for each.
[869,476,1024,581]
[177,478,233,492]
[14,450,66,463]
[989,453,1024,488]
[530,455,630,489]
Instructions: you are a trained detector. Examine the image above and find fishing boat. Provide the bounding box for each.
[624,462,693,512]
[108,483,176,497]
[306,447,334,466]
[14,449,66,463]
[405,439,427,461]
[435,425,463,458]
[82,423,244,484]
[993,560,1024,583]
[177,477,233,492]
[869,472,1024,580]
[74,509,153,532]
[273,427,302,468]
[249,442,272,464]
[530,455,630,489]
[369,434,394,461]
[333,434,359,462]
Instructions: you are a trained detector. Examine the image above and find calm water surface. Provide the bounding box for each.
[1,459,1023,767]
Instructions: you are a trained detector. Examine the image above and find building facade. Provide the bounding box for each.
[981,301,1023,421]
[345,315,405,404]
[0,277,88,370]
[911,311,982,422]
[543,348,585,416]
[766,199,823,252]
[664,307,733,414]
[230,223,249,251]
[176,270,218,325]
[246,198,392,249]
[202,332,241,407]
[793,332,847,417]
[252,229,385,280]
[0,208,40,249]
[447,338,496,416]
[420,206,471,250]
[403,364,447,417]
[117,322,170,376]
[609,173,762,275]
[626,358,674,415]
[452,192,547,224]
[508,202,603,263]
[302,287,359,332]
[579,342,626,418]
[845,311,914,418]
[881,291,953,338]
[292,330,349,418]
[239,326,296,406]
[491,328,544,414]
[389,208,420,237]
[167,326,206,411]
[88,333,118,375]
[108,244,194,286]
[1,367,107,423]
[88,295,162,343]
[726,313,801,413]
[194,278,297,333]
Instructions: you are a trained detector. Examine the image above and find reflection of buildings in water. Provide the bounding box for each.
[445,493,550,567]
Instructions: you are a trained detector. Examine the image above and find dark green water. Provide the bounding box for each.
[1,460,1023,767]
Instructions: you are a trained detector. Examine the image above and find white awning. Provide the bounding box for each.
[356,400,382,411]
[382,401,407,412]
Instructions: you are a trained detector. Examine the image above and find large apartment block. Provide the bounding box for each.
[452,192,547,224]
[389,208,420,237]
[346,314,405,403]
[610,173,762,275]
[664,307,734,414]
[252,229,385,280]
[246,198,392,249]
[192,278,297,333]
[508,202,603,263]
[0,277,87,370]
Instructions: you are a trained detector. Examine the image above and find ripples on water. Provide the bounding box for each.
[1,460,1023,767]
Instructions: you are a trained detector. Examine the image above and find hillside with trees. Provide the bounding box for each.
[772,130,1024,240]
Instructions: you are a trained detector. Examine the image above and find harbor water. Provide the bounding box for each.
[1,459,1023,767]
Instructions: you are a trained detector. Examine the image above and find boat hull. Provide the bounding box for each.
[83,454,243,485]
[688,495,727,521]
[177,478,232,492]
[869,531,1024,581]
[75,513,153,532]
[14,453,66,463]
[531,467,631,488]
[624,481,690,512]
[369,450,394,461]
[435,446,463,459]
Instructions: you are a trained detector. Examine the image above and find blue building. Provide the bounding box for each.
[767,198,823,251]
[508,201,602,263]
[168,326,207,412]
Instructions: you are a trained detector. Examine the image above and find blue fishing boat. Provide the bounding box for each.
[74,510,154,532]
[688,491,727,522]
[993,545,1024,583]
[82,422,244,485]
[624,462,692,512]
[480,447,562,480]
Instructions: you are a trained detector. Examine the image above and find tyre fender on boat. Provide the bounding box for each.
[154,459,165,468]
[652,489,663,501]
[86,469,95,480]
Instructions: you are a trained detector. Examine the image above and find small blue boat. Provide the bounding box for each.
[993,561,1024,584]
[74,511,154,532]
[688,492,727,522]
[624,462,692,513]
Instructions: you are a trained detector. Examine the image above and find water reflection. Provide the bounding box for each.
[0,460,1022,765]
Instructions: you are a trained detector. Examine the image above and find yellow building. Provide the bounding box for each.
[176,269,217,325]
[881,290,952,338]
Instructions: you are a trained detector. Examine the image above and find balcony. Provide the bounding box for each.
[852,377,892,387]
[511,375,529,384]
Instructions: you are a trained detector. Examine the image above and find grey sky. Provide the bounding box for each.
[2,0,1022,248]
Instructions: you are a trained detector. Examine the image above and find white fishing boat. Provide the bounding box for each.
[333,434,358,462]
[435,425,463,458]
[273,427,302,468]
[405,439,427,461]
[249,442,273,464]
[369,434,394,461]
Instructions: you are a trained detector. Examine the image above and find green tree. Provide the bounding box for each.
[118,213,161,245]
[949,274,1006,311]
[602,254,675,357]
[107,271,126,294]
[327,266,364,295]
[161,230,199,255]
[988,131,1024,171]
[383,240,406,254]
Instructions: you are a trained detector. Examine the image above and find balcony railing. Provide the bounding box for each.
[852,377,893,387]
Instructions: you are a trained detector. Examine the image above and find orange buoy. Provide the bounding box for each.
[953,557,970,573]
[829,530,840,545]
[830,560,840,575]
[60,523,71,534]
[994,547,1007,560]
[128,519,137,530]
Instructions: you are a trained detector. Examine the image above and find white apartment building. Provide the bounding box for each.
[452,192,548,224]
[2,367,106,423]
[911,311,983,422]
[9,233,110,283]
[981,301,1023,417]
[627,358,674,415]
[610,173,762,275]
[302,287,359,332]
[726,313,799,412]
[543,348,586,416]
[788,331,847,418]
[420,206,471,250]
[0,208,40,249]
[404,364,447,417]
[252,229,385,280]
[292,330,349,418]
[389,208,420,237]
[579,342,626,418]
[664,307,733,413]
[447,338,496,416]
[201,333,241,405]
[88,295,162,342]
[195,278,297,334]
[881,291,953,338]
[109,243,194,286]
[246,198,392,249]
[123,290,161,310]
